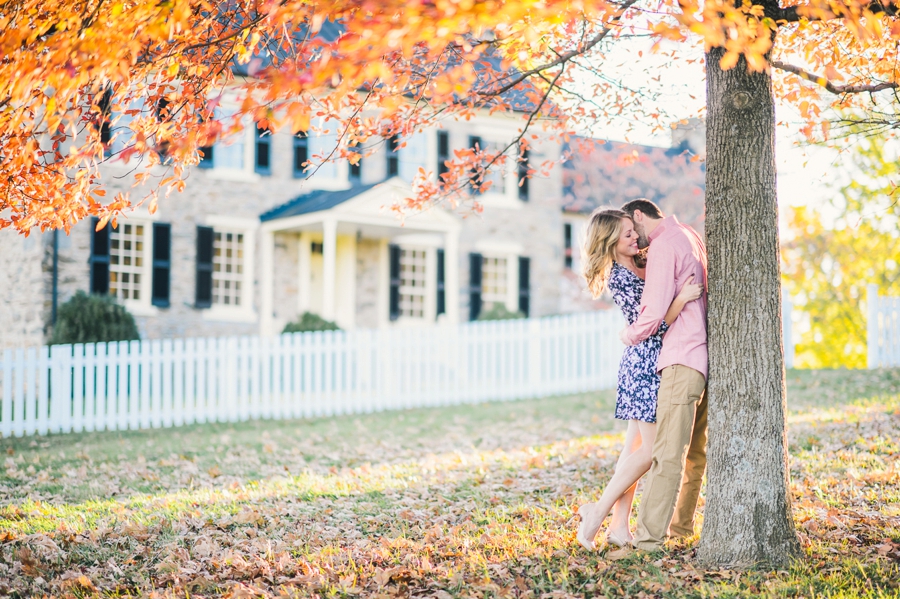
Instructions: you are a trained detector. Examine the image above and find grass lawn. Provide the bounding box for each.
[0,368,898,598]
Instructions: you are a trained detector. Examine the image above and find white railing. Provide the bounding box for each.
[0,310,625,438]
[868,284,900,369]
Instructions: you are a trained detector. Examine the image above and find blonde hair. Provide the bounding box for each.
[582,208,631,298]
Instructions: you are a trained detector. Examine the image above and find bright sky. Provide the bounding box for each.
[582,35,848,224]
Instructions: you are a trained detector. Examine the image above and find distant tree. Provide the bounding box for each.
[50,291,140,345]
[782,136,900,368]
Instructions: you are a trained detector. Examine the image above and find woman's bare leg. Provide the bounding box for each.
[606,421,642,540]
[578,421,657,548]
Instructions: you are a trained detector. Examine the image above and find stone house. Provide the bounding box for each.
[0,108,705,348]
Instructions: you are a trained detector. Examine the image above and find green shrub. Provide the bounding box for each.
[50,291,140,345]
[282,312,341,333]
[478,302,525,321]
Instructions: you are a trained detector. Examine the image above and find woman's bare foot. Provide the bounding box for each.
[605,527,633,548]
[576,503,604,550]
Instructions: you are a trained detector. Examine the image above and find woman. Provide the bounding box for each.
[575,208,702,550]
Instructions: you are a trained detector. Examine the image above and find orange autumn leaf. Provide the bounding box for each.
[0,0,898,234]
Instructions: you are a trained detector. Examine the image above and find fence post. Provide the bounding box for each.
[781,289,794,370]
[528,318,542,398]
[867,284,880,369]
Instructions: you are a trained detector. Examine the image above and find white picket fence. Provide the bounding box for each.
[0,310,625,438]
[868,284,900,368]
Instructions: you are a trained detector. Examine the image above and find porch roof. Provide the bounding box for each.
[260,182,380,222]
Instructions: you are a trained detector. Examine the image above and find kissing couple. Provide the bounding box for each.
[575,198,709,552]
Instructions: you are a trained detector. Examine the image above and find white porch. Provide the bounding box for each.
[258,179,461,335]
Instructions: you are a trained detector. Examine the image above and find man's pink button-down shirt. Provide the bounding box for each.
[623,215,709,379]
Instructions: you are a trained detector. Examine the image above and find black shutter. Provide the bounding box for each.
[436,249,446,317]
[468,136,483,194]
[437,131,450,177]
[518,147,530,201]
[89,217,110,295]
[349,146,362,183]
[518,256,531,317]
[387,135,400,177]
[564,223,573,269]
[255,124,271,175]
[468,252,482,321]
[195,226,214,308]
[199,144,214,168]
[389,244,401,321]
[151,223,171,307]
[293,130,308,177]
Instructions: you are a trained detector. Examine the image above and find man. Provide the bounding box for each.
[619,198,708,551]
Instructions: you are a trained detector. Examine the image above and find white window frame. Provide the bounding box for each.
[475,240,522,314]
[398,247,429,321]
[107,212,160,317]
[205,103,261,183]
[391,233,441,326]
[466,119,525,209]
[202,215,258,323]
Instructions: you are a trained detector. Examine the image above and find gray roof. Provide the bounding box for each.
[260,182,379,221]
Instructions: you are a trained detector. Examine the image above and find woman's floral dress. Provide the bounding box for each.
[608,262,669,423]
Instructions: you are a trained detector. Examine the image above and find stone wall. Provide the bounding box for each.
[355,239,382,329]
[273,233,300,331]
[25,111,581,341]
[453,127,564,319]
[0,233,46,348]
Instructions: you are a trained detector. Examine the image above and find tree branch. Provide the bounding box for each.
[460,0,638,101]
[772,60,899,94]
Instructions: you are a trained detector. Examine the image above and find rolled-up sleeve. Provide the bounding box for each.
[624,245,676,345]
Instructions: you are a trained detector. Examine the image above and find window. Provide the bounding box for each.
[387,135,400,177]
[437,131,450,178]
[564,223,573,269]
[293,130,308,177]
[481,256,508,305]
[468,136,506,195]
[348,145,362,183]
[109,223,146,301]
[255,123,271,175]
[197,107,243,170]
[212,231,245,306]
[399,248,428,319]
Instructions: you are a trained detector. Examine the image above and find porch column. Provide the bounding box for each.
[444,228,461,325]
[260,229,275,336]
[297,232,311,315]
[322,218,337,321]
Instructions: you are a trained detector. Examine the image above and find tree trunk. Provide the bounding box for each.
[697,46,801,567]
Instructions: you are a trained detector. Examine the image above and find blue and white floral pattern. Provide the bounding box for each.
[608,262,668,423]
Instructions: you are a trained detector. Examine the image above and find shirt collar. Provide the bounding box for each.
[649,215,680,242]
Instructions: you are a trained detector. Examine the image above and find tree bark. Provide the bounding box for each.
[697,46,801,567]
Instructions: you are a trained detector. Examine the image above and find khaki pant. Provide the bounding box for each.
[633,364,708,550]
